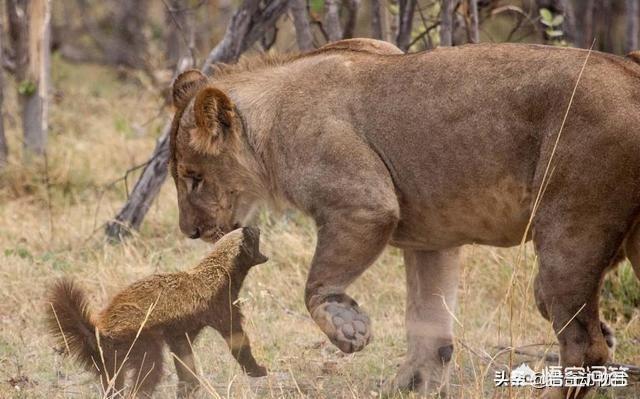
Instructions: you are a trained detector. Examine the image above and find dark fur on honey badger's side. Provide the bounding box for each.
[46,227,268,398]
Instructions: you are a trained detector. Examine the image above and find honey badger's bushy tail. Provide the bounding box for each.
[46,278,101,371]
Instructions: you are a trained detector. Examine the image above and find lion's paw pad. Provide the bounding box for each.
[313,301,371,353]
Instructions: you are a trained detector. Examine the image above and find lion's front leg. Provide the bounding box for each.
[305,207,398,353]
[384,248,460,396]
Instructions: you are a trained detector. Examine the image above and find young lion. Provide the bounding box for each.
[46,227,268,398]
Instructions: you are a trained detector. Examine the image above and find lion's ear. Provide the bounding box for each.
[191,87,235,155]
[172,69,208,109]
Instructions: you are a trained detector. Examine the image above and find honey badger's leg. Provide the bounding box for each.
[305,204,398,353]
[218,307,267,377]
[130,340,164,398]
[166,333,200,398]
[98,346,125,398]
[384,248,460,396]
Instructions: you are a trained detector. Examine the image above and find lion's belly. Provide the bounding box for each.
[389,177,533,251]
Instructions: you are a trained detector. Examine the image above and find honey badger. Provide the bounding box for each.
[46,227,268,398]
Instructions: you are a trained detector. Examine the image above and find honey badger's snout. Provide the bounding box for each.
[240,227,269,266]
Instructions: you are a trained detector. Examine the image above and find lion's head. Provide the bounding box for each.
[168,70,263,243]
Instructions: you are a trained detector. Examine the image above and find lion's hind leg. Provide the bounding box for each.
[533,220,623,399]
[383,248,460,397]
[534,272,616,350]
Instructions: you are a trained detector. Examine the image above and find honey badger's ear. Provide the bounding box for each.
[191,87,235,155]
[172,69,208,109]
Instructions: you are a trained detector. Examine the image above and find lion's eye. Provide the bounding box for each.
[191,177,202,191]
[185,174,203,192]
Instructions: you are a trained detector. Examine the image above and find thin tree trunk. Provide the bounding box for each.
[8,0,50,159]
[166,0,193,68]
[107,0,150,69]
[22,0,50,158]
[202,0,290,72]
[324,0,343,42]
[0,16,6,168]
[290,0,314,51]
[601,0,614,52]
[582,0,596,48]
[343,0,360,39]
[396,0,416,50]
[440,0,456,46]
[560,0,576,44]
[627,0,639,52]
[106,0,290,240]
[469,0,479,43]
[371,0,384,39]
[387,0,399,43]
[7,0,27,71]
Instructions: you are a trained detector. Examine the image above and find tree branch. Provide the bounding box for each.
[396,0,417,51]
[290,0,314,51]
[323,0,342,42]
[342,0,360,39]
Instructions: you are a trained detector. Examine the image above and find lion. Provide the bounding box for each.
[168,39,640,398]
[46,227,268,398]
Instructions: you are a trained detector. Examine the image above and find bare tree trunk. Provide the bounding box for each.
[387,0,399,43]
[396,0,416,50]
[440,0,456,46]
[343,0,360,39]
[0,16,6,168]
[7,0,50,159]
[600,0,614,52]
[627,0,639,52]
[324,0,343,42]
[202,0,289,72]
[106,0,290,240]
[166,0,193,68]
[469,0,479,43]
[561,0,576,44]
[23,0,50,158]
[581,0,596,48]
[106,0,150,68]
[290,0,314,51]
[371,0,384,39]
[7,0,27,70]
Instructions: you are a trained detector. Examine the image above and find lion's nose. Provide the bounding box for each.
[188,228,201,239]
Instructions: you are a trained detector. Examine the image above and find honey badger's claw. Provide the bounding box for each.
[311,297,371,353]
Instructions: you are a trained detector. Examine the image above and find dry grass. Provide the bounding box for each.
[0,58,639,398]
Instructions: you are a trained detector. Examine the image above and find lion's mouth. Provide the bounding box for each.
[201,223,242,243]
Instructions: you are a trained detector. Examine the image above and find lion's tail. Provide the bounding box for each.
[46,278,102,372]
